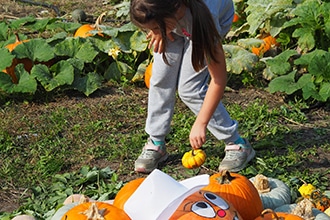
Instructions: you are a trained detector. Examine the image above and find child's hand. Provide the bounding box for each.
[189,122,207,149]
[147,30,174,54]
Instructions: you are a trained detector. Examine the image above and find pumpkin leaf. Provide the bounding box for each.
[31,61,74,91]
[55,37,98,63]
[245,0,293,35]
[114,30,148,53]
[46,20,82,33]
[131,59,149,82]
[24,18,55,32]
[308,52,330,81]
[104,62,121,81]
[0,64,37,94]
[12,38,55,62]
[0,48,15,70]
[319,82,330,102]
[261,49,298,76]
[72,72,103,96]
[268,70,300,94]
[0,22,8,41]
[223,45,259,74]
[9,16,36,30]
[297,74,318,100]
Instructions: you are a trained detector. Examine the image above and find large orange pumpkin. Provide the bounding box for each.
[202,170,264,220]
[3,33,32,84]
[113,177,145,209]
[170,190,242,219]
[61,201,130,220]
[254,209,304,220]
[144,62,152,88]
[74,12,106,38]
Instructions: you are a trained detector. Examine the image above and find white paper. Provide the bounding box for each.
[124,169,209,220]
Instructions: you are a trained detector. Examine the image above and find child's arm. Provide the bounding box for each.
[189,43,227,149]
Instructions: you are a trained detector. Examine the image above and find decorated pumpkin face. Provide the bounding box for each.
[170,190,242,219]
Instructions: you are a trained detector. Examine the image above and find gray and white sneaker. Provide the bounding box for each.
[134,139,168,173]
[218,139,255,172]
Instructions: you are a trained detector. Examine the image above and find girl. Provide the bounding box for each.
[130,0,255,173]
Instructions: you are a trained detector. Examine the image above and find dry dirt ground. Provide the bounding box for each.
[1,0,330,214]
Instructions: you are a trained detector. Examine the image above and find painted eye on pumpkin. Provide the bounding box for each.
[204,192,230,210]
[191,201,216,218]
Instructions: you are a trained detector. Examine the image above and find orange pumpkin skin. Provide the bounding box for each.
[144,62,152,88]
[170,190,242,219]
[113,177,145,210]
[61,202,130,220]
[254,209,304,220]
[202,170,263,220]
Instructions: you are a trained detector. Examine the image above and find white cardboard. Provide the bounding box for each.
[124,169,209,220]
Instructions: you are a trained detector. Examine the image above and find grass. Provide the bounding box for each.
[0,82,329,219]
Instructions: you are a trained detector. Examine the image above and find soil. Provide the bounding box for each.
[1,0,330,215]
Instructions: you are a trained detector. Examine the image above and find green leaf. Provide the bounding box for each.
[13,39,55,62]
[0,64,37,94]
[75,41,99,63]
[319,82,330,101]
[72,72,103,96]
[0,22,8,41]
[297,73,317,100]
[294,49,327,66]
[114,30,148,53]
[308,52,330,81]
[9,16,36,29]
[0,48,15,70]
[268,70,300,94]
[292,28,315,51]
[104,62,121,81]
[24,18,54,32]
[130,30,148,52]
[55,37,98,63]
[44,20,81,34]
[223,45,259,74]
[261,49,297,76]
[245,0,293,35]
[31,61,74,91]
[131,59,149,83]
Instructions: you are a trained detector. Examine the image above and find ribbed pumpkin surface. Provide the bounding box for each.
[202,171,263,220]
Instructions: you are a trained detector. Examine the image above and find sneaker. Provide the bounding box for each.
[218,139,255,172]
[134,139,168,173]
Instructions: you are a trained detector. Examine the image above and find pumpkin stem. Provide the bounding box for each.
[14,33,21,43]
[81,202,106,220]
[261,209,284,220]
[94,12,107,30]
[253,174,271,193]
[216,170,235,184]
[292,198,314,219]
[299,178,308,186]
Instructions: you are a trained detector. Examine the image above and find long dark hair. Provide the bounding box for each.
[130,0,222,72]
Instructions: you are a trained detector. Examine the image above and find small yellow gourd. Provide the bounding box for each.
[298,179,316,198]
[181,149,206,169]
